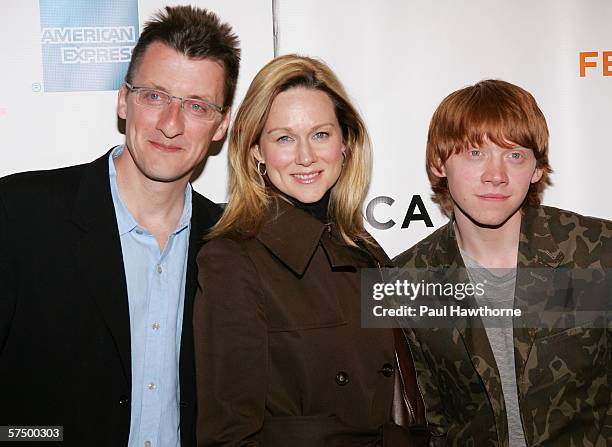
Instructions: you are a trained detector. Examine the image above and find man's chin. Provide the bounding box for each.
[456,206,521,230]
[142,169,191,184]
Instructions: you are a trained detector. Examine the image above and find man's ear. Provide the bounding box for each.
[431,162,446,178]
[212,107,231,141]
[117,84,128,120]
[531,167,543,183]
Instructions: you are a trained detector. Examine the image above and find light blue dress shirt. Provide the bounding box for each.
[109,146,192,447]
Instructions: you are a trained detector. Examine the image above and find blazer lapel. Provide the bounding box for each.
[513,207,564,394]
[427,222,503,389]
[71,151,131,385]
[428,221,507,443]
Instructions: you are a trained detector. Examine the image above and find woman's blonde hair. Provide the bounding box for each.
[208,54,373,246]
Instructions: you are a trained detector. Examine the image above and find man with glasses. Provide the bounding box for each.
[0,6,240,446]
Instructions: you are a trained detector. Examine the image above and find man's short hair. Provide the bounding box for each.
[126,5,241,107]
[426,79,552,216]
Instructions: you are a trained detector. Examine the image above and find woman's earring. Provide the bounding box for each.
[257,160,267,176]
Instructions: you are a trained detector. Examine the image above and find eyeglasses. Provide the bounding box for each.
[124,82,225,121]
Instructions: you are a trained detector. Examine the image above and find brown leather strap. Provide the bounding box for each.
[391,328,427,429]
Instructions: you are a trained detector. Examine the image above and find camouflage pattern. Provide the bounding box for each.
[393,206,612,446]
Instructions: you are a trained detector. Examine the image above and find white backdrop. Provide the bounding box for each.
[2,0,611,257]
[276,0,612,256]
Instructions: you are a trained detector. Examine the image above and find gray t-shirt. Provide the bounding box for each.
[460,250,527,447]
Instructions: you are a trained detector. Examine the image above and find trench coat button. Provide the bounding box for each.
[119,395,129,408]
[379,363,394,377]
[335,371,349,386]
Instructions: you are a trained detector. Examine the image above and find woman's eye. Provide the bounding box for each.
[277,135,292,143]
[313,131,329,140]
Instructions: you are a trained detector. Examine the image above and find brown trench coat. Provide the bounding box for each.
[194,201,427,446]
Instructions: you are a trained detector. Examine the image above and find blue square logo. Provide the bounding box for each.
[39,0,139,92]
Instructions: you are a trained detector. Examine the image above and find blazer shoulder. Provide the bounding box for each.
[191,190,222,214]
[393,223,451,268]
[541,206,612,267]
[542,205,612,235]
[0,164,86,217]
[191,190,223,227]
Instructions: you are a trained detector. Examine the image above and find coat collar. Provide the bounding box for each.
[256,199,386,276]
[517,206,565,268]
[425,206,565,270]
[256,199,325,276]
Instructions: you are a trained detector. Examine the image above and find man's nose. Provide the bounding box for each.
[156,99,185,138]
[481,156,508,186]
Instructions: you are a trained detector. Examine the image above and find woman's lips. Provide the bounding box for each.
[291,171,322,184]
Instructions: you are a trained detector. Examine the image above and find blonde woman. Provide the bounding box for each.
[194,55,427,446]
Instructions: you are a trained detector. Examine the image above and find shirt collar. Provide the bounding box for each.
[108,145,192,236]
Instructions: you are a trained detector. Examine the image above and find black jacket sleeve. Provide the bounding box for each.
[0,190,17,353]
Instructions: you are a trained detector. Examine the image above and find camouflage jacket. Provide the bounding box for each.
[393,206,612,446]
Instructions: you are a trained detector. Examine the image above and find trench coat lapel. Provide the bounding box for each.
[256,200,389,275]
[70,151,131,385]
[256,200,325,276]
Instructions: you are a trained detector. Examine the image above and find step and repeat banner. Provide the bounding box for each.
[2,0,611,256]
[0,0,274,203]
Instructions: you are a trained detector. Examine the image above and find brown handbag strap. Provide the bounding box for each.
[392,328,427,429]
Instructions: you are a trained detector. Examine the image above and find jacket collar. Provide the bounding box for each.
[256,199,383,276]
[70,149,133,385]
[256,199,326,276]
[71,149,117,229]
[517,206,564,268]
[425,206,564,269]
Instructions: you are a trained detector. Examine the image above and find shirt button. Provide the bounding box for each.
[156,264,162,274]
[144,441,151,447]
[147,383,156,390]
[152,322,160,331]
[135,228,143,235]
